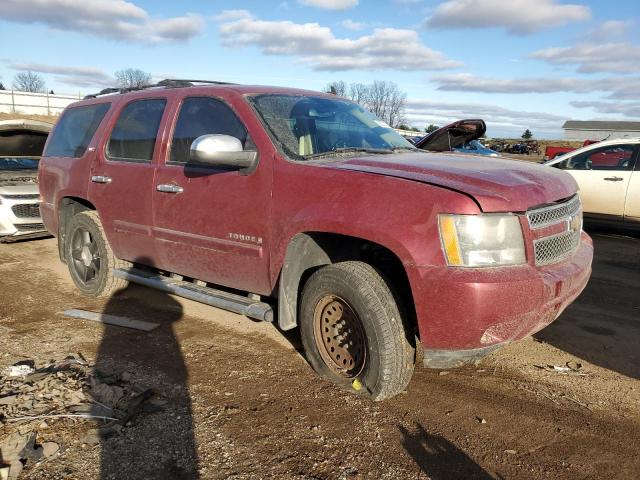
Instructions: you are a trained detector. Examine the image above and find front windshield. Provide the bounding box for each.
[250,94,415,160]
[0,158,39,170]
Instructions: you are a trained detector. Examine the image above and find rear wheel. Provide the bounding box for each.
[300,261,415,400]
[64,211,128,297]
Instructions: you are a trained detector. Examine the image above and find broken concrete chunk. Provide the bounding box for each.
[42,442,59,458]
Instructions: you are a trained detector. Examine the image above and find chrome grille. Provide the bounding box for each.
[15,223,45,232]
[527,195,581,229]
[12,204,41,219]
[527,195,582,266]
[534,230,581,266]
[1,194,39,200]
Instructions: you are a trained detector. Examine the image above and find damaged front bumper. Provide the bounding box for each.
[411,233,593,369]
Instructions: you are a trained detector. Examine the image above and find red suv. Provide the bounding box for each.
[39,80,593,400]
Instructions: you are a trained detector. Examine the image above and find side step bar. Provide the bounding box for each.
[114,268,273,322]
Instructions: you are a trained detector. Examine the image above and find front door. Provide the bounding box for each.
[560,143,638,219]
[152,96,272,295]
[89,97,168,264]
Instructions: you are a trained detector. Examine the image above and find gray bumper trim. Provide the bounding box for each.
[423,344,504,369]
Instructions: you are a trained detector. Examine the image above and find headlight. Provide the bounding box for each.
[438,214,526,267]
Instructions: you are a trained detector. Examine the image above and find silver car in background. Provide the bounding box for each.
[0,119,53,242]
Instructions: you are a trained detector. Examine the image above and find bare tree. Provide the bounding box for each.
[12,71,46,93]
[347,83,370,106]
[325,80,347,96]
[115,68,152,89]
[334,80,407,128]
[364,80,406,128]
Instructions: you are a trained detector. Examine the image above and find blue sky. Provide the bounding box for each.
[1,0,638,138]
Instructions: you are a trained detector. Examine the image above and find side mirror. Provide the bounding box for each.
[189,134,257,171]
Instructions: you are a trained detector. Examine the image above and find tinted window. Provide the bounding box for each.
[107,99,166,161]
[560,144,636,171]
[44,103,110,158]
[169,97,251,163]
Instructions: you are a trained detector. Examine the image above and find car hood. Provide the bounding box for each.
[415,119,486,152]
[326,152,578,212]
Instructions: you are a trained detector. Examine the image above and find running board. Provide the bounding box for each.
[114,268,273,322]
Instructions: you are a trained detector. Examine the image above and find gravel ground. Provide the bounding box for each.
[1,230,639,479]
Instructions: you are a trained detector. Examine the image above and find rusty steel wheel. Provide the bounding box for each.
[300,261,415,400]
[313,295,367,378]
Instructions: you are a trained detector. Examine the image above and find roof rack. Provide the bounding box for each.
[83,78,237,99]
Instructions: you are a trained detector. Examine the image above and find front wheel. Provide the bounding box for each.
[64,211,128,297]
[300,261,415,400]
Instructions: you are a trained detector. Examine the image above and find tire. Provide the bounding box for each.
[64,211,129,297]
[300,261,415,400]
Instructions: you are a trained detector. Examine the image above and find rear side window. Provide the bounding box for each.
[44,103,110,158]
[169,97,251,164]
[107,99,166,162]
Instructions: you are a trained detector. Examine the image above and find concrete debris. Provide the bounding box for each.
[534,362,589,376]
[3,364,34,378]
[1,355,161,478]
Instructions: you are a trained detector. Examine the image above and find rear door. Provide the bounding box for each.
[558,143,638,219]
[151,95,272,294]
[88,97,168,264]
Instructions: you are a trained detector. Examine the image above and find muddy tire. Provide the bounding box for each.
[64,211,129,297]
[300,261,415,400]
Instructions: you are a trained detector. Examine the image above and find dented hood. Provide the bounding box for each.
[328,152,578,212]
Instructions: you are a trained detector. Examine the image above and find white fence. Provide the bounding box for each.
[0,90,82,116]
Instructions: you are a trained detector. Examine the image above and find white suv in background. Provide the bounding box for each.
[0,119,52,242]
[545,138,640,228]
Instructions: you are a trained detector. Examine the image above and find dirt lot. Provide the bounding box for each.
[1,230,639,479]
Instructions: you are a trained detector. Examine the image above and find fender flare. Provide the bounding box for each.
[277,233,336,331]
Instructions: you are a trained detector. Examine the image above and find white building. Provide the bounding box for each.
[563,121,640,142]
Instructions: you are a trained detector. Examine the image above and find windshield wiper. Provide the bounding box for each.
[304,147,395,160]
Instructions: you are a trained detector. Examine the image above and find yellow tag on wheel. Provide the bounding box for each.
[352,379,362,391]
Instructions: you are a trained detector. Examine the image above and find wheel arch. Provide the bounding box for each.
[277,232,417,338]
[57,196,96,262]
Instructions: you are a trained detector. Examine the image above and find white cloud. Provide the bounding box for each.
[570,101,640,119]
[426,0,590,34]
[587,20,633,41]
[341,19,366,31]
[298,0,358,10]
[0,0,204,44]
[530,42,640,74]
[405,99,568,136]
[216,10,460,72]
[431,73,640,100]
[9,62,114,88]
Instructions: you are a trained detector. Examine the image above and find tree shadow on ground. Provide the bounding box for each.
[399,423,495,479]
[535,229,640,380]
[92,266,199,480]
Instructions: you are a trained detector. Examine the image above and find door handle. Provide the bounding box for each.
[603,177,624,182]
[91,175,112,184]
[156,183,184,194]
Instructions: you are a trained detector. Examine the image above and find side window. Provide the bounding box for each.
[44,103,110,158]
[107,99,166,162]
[169,97,253,164]
[562,144,636,171]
